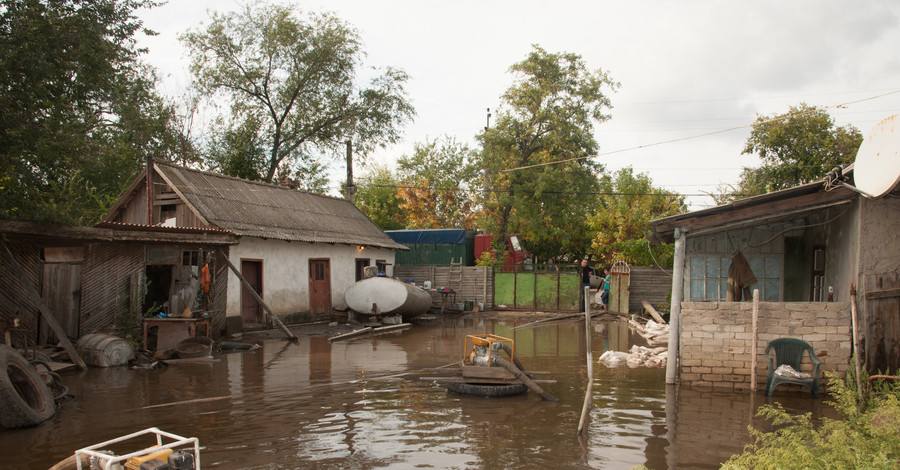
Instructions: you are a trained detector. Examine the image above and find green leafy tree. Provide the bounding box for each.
[352,164,408,230]
[736,103,863,199]
[477,45,618,261]
[589,167,684,267]
[0,0,178,224]
[206,115,269,181]
[396,137,479,229]
[182,2,415,184]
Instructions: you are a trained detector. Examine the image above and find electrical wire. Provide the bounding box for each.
[495,88,900,174]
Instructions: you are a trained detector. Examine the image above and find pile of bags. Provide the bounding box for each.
[599,345,668,368]
[628,318,669,347]
[598,317,670,368]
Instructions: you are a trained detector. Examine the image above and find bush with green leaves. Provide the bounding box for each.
[723,367,900,469]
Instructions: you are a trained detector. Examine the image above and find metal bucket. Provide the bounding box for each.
[75,333,135,367]
[175,337,213,358]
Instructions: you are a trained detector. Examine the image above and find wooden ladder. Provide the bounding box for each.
[450,257,463,291]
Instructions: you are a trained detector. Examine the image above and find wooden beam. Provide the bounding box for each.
[641,300,667,324]
[0,220,236,245]
[1,243,87,371]
[216,249,298,342]
[865,287,900,300]
[328,327,373,342]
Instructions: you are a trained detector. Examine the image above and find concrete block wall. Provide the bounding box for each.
[679,301,852,392]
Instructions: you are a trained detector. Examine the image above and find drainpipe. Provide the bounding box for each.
[666,227,687,385]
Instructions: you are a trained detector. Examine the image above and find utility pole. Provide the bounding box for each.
[345,140,355,202]
[485,108,491,131]
[146,154,153,224]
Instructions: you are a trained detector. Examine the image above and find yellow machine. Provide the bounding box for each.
[464,334,515,368]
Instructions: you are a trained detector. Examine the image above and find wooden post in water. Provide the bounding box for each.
[577,285,593,435]
[750,289,759,392]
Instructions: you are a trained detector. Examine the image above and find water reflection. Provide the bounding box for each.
[2,317,836,469]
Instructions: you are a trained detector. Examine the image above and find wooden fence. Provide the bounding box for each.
[394,265,494,311]
[628,266,672,313]
[395,264,673,314]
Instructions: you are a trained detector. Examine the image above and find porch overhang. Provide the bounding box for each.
[648,182,857,243]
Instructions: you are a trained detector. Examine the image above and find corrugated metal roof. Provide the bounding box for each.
[154,162,407,250]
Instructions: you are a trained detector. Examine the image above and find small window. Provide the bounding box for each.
[689,254,782,301]
[147,246,179,264]
[376,259,387,274]
[689,256,729,300]
[182,250,199,266]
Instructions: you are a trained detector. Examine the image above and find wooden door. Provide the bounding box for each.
[864,271,900,374]
[241,260,263,325]
[309,259,331,315]
[355,258,370,281]
[40,263,82,344]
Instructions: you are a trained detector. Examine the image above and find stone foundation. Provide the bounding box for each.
[679,301,852,392]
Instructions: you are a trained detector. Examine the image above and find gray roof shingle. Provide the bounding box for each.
[155,162,406,250]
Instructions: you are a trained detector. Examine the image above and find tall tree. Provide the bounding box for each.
[182,2,415,183]
[353,164,408,230]
[0,0,177,224]
[477,45,618,261]
[737,103,862,198]
[589,167,685,267]
[396,137,478,229]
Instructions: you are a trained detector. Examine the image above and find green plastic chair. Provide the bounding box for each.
[765,338,821,398]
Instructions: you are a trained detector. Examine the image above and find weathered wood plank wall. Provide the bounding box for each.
[629,266,673,314]
[864,271,900,374]
[394,266,493,310]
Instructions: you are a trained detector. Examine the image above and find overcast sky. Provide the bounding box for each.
[137,0,900,209]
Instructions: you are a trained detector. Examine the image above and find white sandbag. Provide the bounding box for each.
[598,350,631,367]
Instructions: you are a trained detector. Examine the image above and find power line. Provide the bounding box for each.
[496,88,900,174]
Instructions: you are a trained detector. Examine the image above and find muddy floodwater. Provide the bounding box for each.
[4,316,837,469]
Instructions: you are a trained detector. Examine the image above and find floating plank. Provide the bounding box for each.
[328,327,373,342]
[372,323,412,335]
[420,376,557,384]
[161,357,220,364]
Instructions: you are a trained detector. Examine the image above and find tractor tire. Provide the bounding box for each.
[446,382,528,398]
[0,344,56,428]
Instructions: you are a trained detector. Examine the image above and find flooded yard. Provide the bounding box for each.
[3,315,836,469]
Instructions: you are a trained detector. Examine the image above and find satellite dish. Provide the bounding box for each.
[854,115,900,198]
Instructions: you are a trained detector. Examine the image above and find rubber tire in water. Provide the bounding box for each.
[0,344,56,428]
[446,382,528,398]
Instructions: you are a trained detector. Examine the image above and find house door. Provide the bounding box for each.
[40,263,82,344]
[355,258,370,281]
[241,260,263,325]
[309,259,331,315]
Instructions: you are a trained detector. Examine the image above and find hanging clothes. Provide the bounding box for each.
[727,251,757,301]
[200,263,211,294]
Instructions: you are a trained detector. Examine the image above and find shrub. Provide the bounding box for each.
[723,367,900,469]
